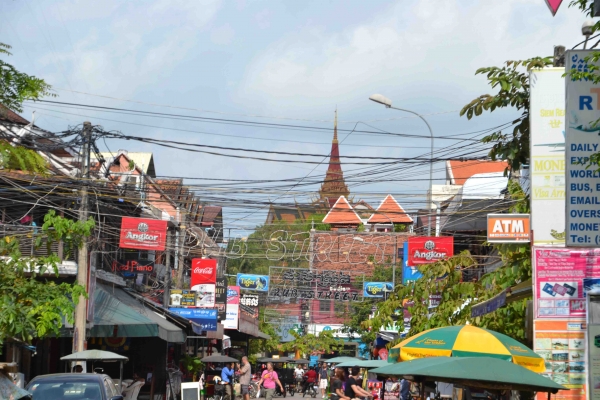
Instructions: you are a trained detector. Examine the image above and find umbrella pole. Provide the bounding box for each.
[120,361,123,393]
[547,393,550,400]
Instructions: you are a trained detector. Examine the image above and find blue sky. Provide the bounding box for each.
[0,0,588,230]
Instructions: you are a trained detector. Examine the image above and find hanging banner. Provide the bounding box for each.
[223,286,240,330]
[529,68,566,245]
[194,284,215,308]
[215,277,227,321]
[363,282,393,298]
[407,237,454,265]
[169,289,196,307]
[191,258,217,289]
[533,247,600,318]
[169,308,218,331]
[487,214,531,243]
[236,273,270,291]
[565,50,600,247]
[240,294,259,318]
[268,267,363,301]
[119,217,167,251]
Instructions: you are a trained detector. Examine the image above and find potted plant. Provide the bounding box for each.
[181,354,204,382]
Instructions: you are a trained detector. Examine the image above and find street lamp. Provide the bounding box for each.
[369,94,435,236]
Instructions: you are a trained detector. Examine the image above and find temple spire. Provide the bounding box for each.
[317,109,350,207]
[333,108,338,142]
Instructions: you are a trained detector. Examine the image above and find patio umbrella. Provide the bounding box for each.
[371,356,566,394]
[336,360,388,369]
[257,357,293,363]
[290,359,310,364]
[201,355,239,363]
[391,325,544,373]
[318,356,362,364]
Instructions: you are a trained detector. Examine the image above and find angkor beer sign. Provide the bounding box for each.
[407,237,454,265]
[119,217,167,251]
[268,267,363,301]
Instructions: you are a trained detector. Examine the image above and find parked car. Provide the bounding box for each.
[25,373,124,400]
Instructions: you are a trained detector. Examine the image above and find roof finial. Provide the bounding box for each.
[333,108,338,142]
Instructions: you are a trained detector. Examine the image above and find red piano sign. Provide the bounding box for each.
[407,237,454,265]
[112,259,154,274]
[119,217,167,251]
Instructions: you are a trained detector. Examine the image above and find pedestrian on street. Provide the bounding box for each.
[257,362,284,400]
[221,362,235,400]
[318,363,329,398]
[345,367,372,400]
[400,379,411,400]
[239,357,252,400]
[294,364,305,389]
[331,368,350,400]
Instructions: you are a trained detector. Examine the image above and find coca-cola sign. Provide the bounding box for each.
[407,237,454,265]
[191,258,217,287]
[119,217,167,251]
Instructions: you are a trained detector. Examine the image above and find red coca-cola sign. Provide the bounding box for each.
[119,217,167,251]
[191,258,217,287]
[407,236,454,265]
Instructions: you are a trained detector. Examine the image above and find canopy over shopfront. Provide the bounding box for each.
[90,284,185,343]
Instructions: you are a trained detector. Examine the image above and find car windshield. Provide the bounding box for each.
[28,380,103,400]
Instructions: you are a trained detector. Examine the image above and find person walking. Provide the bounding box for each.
[257,362,284,400]
[239,357,252,400]
[318,363,329,399]
[400,379,411,400]
[221,362,235,400]
[345,367,372,400]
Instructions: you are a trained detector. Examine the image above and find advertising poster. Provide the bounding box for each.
[529,68,566,246]
[194,284,215,308]
[169,308,218,331]
[363,282,393,298]
[119,217,167,251]
[402,245,421,284]
[215,277,227,321]
[486,214,530,243]
[236,273,269,291]
[169,289,196,307]
[407,237,453,265]
[191,258,217,289]
[240,294,259,318]
[223,286,240,330]
[565,50,600,247]
[534,320,586,400]
[589,325,600,400]
[533,247,600,318]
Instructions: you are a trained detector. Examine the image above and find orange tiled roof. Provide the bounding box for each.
[367,194,413,224]
[322,196,362,225]
[447,160,509,185]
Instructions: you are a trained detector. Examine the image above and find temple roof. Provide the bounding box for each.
[322,196,362,225]
[367,194,413,224]
[318,110,349,204]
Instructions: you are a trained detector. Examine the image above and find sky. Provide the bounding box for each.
[0,0,589,232]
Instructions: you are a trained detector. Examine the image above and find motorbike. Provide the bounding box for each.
[301,377,317,398]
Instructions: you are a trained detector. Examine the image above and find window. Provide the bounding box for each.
[319,300,331,313]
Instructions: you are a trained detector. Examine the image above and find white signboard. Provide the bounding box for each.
[566,50,600,246]
[530,68,565,245]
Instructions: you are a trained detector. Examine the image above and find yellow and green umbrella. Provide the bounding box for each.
[391,325,544,373]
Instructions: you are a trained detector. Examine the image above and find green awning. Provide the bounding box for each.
[90,285,185,343]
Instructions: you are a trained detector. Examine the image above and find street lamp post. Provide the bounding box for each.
[369,94,435,236]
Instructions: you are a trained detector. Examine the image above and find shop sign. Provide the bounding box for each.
[215,277,227,321]
[223,286,240,330]
[533,247,600,318]
[471,290,507,317]
[268,267,363,301]
[169,289,196,307]
[236,273,269,291]
[191,258,217,289]
[407,237,453,265]
[169,308,218,331]
[112,259,154,275]
[487,214,531,243]
[194,284,215,308]
[565,50,600,246]
[402,245,421,284]
[363,282,393,298]
[240,294,259,319]
[529,67,565,245]
[119,217,167,251]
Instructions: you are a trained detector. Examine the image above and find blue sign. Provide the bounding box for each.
[363,282,393,298]
[322,326,332,331]
[309,355,319,367]
[236,274,269,291]
[402,245,422,284]
[169,308,218,331]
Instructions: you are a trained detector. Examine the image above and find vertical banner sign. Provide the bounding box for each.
[407,237,454,265]
[191,259,217,288]
[530,68,566,245]
[215,277,227,321]
[402,245,421,284]
[223,286,240,330]
[119,217,167,250]
[240,294,259,318]
[566,50,600,247]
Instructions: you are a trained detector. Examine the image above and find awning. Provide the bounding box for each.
[91,284,186,343]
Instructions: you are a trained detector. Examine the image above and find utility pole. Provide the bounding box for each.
[74,121,92,354]
[175,208,186,289]
[163,228,172,306]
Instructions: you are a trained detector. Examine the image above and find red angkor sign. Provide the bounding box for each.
[119,217,167,251]
[407,237,454,265]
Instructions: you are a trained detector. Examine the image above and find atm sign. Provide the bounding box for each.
[487,214,530,243]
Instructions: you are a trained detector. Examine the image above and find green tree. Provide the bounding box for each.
[0,43,54,113]
[249,307,281,358]
[282,330,343,356]
[0,210,93,350]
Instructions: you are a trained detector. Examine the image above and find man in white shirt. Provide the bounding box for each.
[294,365,305,387]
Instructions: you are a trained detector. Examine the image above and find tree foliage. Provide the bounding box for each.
[0,211,93,350]
[460,57,553,173]
[365,181,531,344]
[0,43,55,113]
[249,307,281,358]
[282,330,343,356]
[0,140,48,175]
